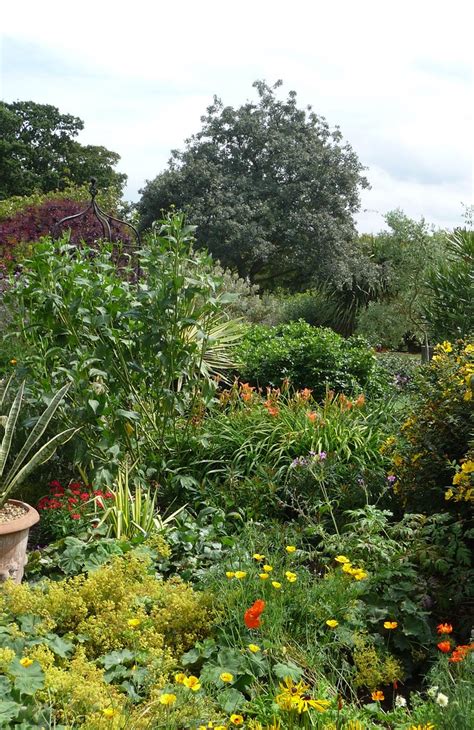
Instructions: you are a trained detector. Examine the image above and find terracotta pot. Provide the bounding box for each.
[0,500,40,584]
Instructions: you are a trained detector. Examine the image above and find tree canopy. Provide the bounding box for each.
[138,80,369,290]
[0,101,127,199]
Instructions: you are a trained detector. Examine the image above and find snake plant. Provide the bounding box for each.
[0,376,77,509]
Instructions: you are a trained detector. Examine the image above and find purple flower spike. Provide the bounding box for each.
[387,475,396,484]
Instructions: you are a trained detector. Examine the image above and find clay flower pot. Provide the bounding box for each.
[0,500,39,584]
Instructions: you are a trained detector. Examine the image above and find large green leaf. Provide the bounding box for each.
[0,382,24,479]
[6,383,71,485]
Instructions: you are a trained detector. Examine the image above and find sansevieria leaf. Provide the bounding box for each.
[0,382,25,479]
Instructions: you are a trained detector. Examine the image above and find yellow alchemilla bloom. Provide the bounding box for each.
[445,488,454,500]
[220,672,234,683]
[230,714,245,726]
[235,571,247,579]
[159,693,177,706]
[464,344,474,354]
[183,675,201,691]
[127,618,141,628]
[259,573,270,579]
[174,672,186,684]
[326,619,339,628]
[272,581,282,589]
[19,657,34,667]
[285,545,296,553]
[285,571,297,582]
[342,562,353,573]
[102,707,117,717]
[248,644,261,653]
[335,555,350,563]
[253,553,265,561]
[384,621,398,629]
[226,571,235,578]
[263,564,273,572]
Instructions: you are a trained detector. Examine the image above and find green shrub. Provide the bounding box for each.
[385,339,474,514]
[235,321,382,401]
[1,212,240,487]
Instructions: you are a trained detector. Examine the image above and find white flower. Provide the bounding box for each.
[427,685,439,698]
[91,380,106,395]
[436,692,449,707]
[395,695,407,708]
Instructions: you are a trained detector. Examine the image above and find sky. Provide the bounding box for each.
[1,0,473,233]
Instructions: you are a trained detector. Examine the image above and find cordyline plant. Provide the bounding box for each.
[0,377,77,509]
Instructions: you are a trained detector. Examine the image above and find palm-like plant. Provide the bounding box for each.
[0,377,77,509]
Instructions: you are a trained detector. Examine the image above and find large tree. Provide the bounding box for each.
[138,80,369,290]
[0,101,127,199]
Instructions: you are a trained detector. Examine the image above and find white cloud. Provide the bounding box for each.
[1,0,473,231]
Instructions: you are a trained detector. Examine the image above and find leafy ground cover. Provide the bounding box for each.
[0,215,473,729]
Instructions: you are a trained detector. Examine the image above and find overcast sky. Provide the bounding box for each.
[1,0,473,232]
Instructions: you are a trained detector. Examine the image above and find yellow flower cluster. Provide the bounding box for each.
[335,556,368,581]
[352,635,402,690]
[446,456,474,502]
[226,547,299,590]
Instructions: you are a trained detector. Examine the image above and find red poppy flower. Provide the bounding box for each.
[437,641,451,653]
[80,493,90,501]
[71,513,81,520]
[244,599,265,629]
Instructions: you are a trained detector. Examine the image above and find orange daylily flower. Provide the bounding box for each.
[437,623,453,634]
[437,641,452,653]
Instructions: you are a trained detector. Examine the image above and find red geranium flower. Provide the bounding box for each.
[244,599,265,629]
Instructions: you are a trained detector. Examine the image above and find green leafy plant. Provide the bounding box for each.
[0,378,76,509]
[93,462,184,540]
[3,211,241,487]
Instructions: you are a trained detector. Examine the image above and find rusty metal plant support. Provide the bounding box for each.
[53,177,141,276]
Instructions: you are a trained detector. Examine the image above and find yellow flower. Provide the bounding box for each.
[292,696,330,714]
[263,564,273,572]
[253,553,265,561]
[352,570,368,580]
[102,707,117,717]
[183,675,201,691]
[326,619,339,628]
[393,454,403,467]
[235,571,247,579]
[285,571,297,582]
[285,545,296,553]
[445,488,454,500]
[461,460,474,474]
[335,555,350,563]
[230,715,244,726]
[19,657,34,667]
[226,571,235,578]
[342,562,353,573]
[174,672,186,684]
[272,581,282,589]
[127,618,141,628]
[259,573,270,580]
[220,672,234,683]
[408,725,435,730]
[10,359,17,365]
[441,341,453,353]
[159,693,177,706]
[371,690,384,701]
[384,621,398,629]
[248,644,261,653]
